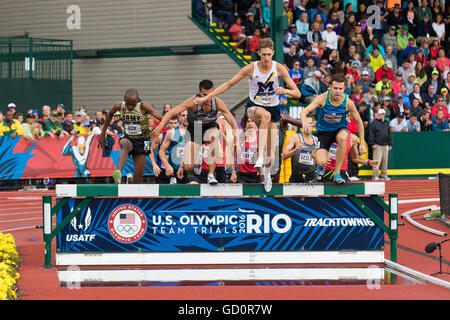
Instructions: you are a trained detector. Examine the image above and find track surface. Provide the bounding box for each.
[1,179,449,300]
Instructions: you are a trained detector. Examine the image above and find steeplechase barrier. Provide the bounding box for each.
[42,182,399,274]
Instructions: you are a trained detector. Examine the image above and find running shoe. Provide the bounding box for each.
[207,174,218,185]
[112,170,122,184]
[333,173,346,185]
[263,174,272,192]
[317,166,325,181]
[169,177,177,184]
[254,157,264,169]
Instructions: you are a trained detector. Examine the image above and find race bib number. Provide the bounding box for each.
[298,150,314,165]
[175,146,184,158]
[324,113,343,123]
[328,145,337,159]
[144,140,150,151]
[259,95,273,105]
[125,122,142,136]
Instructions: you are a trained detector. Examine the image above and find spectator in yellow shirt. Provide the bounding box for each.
[368,47,385,73]
[0,108,24,137]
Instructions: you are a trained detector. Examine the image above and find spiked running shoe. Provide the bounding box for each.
[112,170,122,184]
[333,173,346,185]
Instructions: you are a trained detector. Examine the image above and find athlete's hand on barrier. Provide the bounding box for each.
[177,166,184,179]
[166,165,174,177]
[153,165,161,177]
[359,143,367,155]
[230,170,237,183]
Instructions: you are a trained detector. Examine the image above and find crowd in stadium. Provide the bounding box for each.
[197,0,450,131]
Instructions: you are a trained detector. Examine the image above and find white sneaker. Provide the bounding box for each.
[207,174,218,185]
[254,157,264,169]
[372,177,380,181]
[349,176,360,181]
[380,176,391,181]
[263,174,272,192]
[169,177,177,184]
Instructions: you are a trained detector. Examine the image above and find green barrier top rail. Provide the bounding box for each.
[55,182,385,198]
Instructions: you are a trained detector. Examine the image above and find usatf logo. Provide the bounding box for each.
[108,204,147,243]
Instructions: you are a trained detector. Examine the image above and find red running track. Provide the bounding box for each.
[1,180,449,300]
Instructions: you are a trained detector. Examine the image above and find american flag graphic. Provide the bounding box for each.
[119,213,135,224]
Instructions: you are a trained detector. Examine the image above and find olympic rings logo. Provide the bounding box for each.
[116,224,139,235]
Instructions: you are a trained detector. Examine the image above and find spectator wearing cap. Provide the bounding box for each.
[420,38,431,58]
[401,37,418,60]
[244,11,261,46]
[391,93,407,119]
[390,112,408,132]
[283,24,300,53]
[368,108,392,181]
[363,83,378,108]
[302,57,319,81]
[308,2,327,24]
[346,61,361,82]
[321,23,338,51]
[359,56,375,82]
[442,75,450,96]
[248,0,263,25]
[375,59,394,83]
[300,70,323,104]
[7,103,16,115]
[22,114,45,140]
[90,119,102,135]
[324,10,342,35]
[431,109,450,131]
[416,14,437,46]
[356,70,372,94]
[375,74,392,96]
[405,72,417,95]
[0,108,24,137]
[382,27,400,58]
[429,38,442,60]
[299,46,320,69]
[396,25,414,63]
[56,104,66,118]
[421,70,443,95]
[385,4,404,27]
[45,110,67,139]
[431,95,449,120]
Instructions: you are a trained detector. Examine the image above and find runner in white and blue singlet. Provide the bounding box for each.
[192,38,300,192]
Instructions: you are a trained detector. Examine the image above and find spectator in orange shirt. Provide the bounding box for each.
[249,28,261,61]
